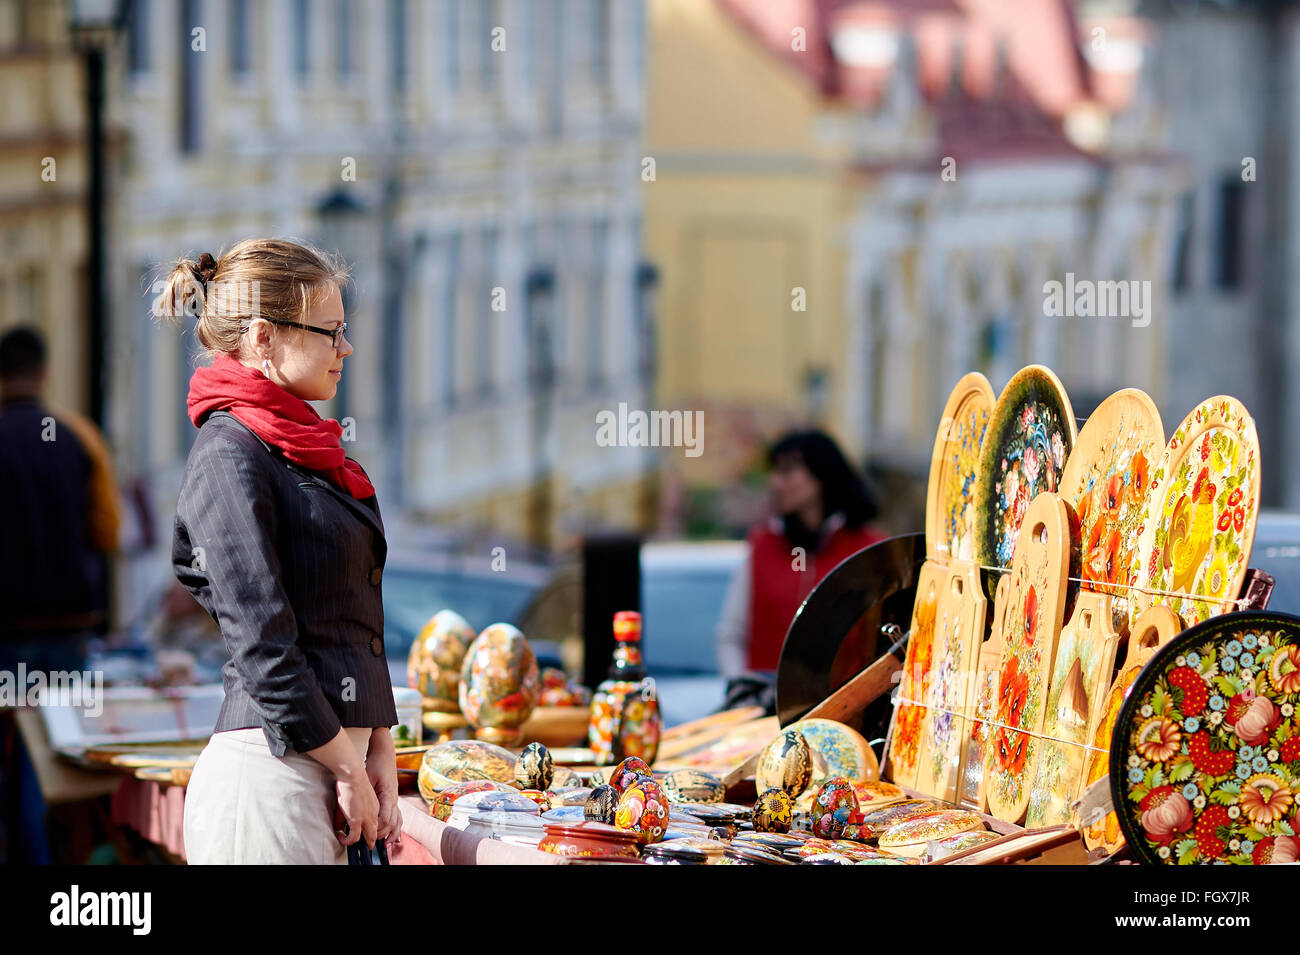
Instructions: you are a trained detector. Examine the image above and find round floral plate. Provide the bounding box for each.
[1129,397,1260,632]
[974,365,1077,596]
[1110,611,1300,865]
[925,372,995,563]
[1057,388,1163,621]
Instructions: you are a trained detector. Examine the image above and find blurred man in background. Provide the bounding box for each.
[0,326,119,672]
[0,326,121,864]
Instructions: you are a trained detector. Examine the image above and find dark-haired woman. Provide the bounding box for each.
[717,430,886,676]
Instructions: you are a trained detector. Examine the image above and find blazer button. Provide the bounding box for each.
[370,567,383,586]
[370,635,384,657]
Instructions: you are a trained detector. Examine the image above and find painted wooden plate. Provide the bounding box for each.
[1058,388,1164,625]
[974,365,1076,594]
[783,718,880,812]
[1080,604,1182,853]
[1110,611,1300,865]
[982,492,1071,824]
[1129,397,1260,632]
[925,372,995,562]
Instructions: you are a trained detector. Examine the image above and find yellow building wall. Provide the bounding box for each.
[643,0,857,487]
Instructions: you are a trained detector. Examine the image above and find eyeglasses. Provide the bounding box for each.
[249,318,349,349]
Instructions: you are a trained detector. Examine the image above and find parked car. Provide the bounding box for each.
[381,553,553,686]
[1243,511,1300,615]
[639,541,745,727]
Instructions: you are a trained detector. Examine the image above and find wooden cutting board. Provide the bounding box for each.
[1080,604,1182,854]
[884,559,945,789]
[926,372,995,563]
[912,559,986,803]
[1024,590,1122,828]
[982,491,1071,824]
[956,574,1011,813]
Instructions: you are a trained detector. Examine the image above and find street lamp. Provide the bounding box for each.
[526,266,557,551]
[67,0,125,428]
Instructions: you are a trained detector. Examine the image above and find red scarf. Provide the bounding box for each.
[187,353,375,500]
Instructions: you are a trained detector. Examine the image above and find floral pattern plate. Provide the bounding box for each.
[1057,388,1163,625]
[925,373,995,562]
[1129,397,1260,632]
[1110,612,1300,865]
[975,365,1076,597]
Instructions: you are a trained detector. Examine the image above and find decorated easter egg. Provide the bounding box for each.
[756,729,813,797]
[459,623,540,745]
[614,777,669,845]
[810,776,860,840]
[548,786,592,807]
[514,742,554,790]
[752,788,794,833]
[407,609,476,713]
[607,755,653,793]
[584,784,620,825]
[661,769,725,804]
[418,740,518,798]
[426,780,517,820]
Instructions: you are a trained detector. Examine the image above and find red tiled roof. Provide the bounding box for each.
[716,0,1148,158]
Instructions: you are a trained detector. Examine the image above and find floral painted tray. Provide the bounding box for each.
[926,373,995,563]
[974,366,1076,597]
[1058,388,1163,625]
[1129,396,1260,632]
[1110,611,1300,865]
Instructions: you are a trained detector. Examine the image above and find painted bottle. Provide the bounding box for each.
[587,611,661,765]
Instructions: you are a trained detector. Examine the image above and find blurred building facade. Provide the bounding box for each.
[0,0,92,413]
[105,0,655,621]
[645,0,1185,532]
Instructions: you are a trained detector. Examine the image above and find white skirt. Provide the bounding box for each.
[182,726,373,865]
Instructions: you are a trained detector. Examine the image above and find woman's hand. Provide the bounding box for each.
[367,728,403,849]
[333,771,380,848]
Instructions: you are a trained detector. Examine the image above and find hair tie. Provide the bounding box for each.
[193,251,218,289]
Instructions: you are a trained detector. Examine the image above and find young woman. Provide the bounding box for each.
[157,238,400,864]
[717,430,886,677]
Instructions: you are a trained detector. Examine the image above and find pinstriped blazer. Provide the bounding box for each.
[172,410,397,758]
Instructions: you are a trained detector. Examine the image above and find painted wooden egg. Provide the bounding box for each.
[608,755,653,793]
[752,788,794,833]
[427,780,516,820]
[458,623,540,745]
[615,777,669,845]
[549,786,593,807]
[756,729,813,797]
[407,609,476,714]
[551,767,583,789]
[584,784,620,825]
[514,742,554,790]
[877,810,985,857]
[810,777,860,840]
[418,740,519,798]
[661,768,725,804]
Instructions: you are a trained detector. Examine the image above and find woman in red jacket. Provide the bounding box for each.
[718,430,885,676]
